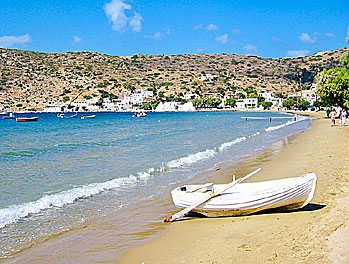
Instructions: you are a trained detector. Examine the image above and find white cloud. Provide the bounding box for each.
[104,0,143,32]
[145,28,171,40]
[206,24,218,31]
[145,32,162,40]
[216,34,229,44]
[286,50,310,57]
[325,32,334,37]
[299,33,317,44]
[194,24,203,30]
[0,33,31,47]
[194,24,218,31]
[164,28,171,35]
[243,44,258,54]
[231,29,240,35]
[73,35,82,43]
[129,11,143,32]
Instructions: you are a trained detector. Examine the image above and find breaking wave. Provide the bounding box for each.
[265,115,307,132]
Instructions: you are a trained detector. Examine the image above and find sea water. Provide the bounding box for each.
[0,111,309,258]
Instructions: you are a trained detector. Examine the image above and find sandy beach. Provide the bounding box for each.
[119,112,349,264]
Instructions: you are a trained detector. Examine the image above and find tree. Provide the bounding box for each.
[193,98,203,108]
[261,101,273,110]
[340,50,349,69]
[141,103,152,110]
[298,100,310,111]
[316,67,349,107]
[225,98,236,107]
[316,50,349,108]
[282,99,296,110]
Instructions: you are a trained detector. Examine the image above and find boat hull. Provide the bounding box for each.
[16,117,39,122]
[171,173,317,217]
[80,115,96,119]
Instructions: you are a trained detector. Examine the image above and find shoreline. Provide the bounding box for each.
[118,112,348,263]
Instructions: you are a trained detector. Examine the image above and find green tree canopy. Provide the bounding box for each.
[261,101,273,110]
[316,51,349,108]
[282,99,296,110]
[298,100,310,111]
[225,98,236,107]
[316,67,349,107]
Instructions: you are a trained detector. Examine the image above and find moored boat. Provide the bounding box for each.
[80,115,96,119]
[16,117,39,122]
[57,113,77,118]
[2,113,16,119]
[132,111,147,117]
[170,173,317,217]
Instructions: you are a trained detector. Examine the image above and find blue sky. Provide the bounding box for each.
[0,0,348,58]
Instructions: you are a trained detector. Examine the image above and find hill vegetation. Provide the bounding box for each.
[0,47,348,112]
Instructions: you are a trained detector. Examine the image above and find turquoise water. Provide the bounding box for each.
[0,111,309,258]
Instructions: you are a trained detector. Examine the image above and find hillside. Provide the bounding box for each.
[0,47,348,112]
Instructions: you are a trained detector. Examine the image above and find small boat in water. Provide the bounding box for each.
[16,117,39,122]
[169,173,317,218]
[57,113,77,118]
[132,111,147,117]
[80,115,96,119]
[2,113,16,119]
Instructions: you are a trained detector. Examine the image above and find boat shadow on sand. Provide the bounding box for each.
[179,203,326,221]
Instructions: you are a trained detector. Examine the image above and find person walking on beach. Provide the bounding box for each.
[329,109,337,126]
[341,109,347,126]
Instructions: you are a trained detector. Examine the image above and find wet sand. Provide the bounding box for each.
[119,112,349,264]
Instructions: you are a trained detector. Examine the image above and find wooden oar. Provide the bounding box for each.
[164,168,262,223]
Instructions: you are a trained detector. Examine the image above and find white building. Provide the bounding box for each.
[155,102,177,112]
[120,89,154,109]
[178,102,196,111]
[155,101,196,112]
[287,86,317,104]
[42,104,64,112]
[235,98,258,109]
[258,92,283,107]
[258,92,273,101]
[199,74,217,81]
[183,93,197,100]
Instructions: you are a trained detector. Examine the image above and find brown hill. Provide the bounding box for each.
[0,47,347,112]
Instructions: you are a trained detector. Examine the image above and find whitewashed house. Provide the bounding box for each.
[258,92,283,107]
[42,104,64,112]
[119,89,154,110]
[235,98,258,109]
[178,102,196,111]
[199,74,217,81]
[183,93,197,100]
[155,102,178,112]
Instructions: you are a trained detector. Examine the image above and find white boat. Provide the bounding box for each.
[2,112,15,119]
[80,115,96,119]
[57,113,77,118]
[132,111,147,117]
[170,173,317,217]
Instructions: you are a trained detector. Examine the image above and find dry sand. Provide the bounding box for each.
[119,112,349,264]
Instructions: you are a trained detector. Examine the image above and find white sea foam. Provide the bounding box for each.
[0,175,140,229]
[218,136,247,151]
[265,115,307,132]
[167,148,217,168]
